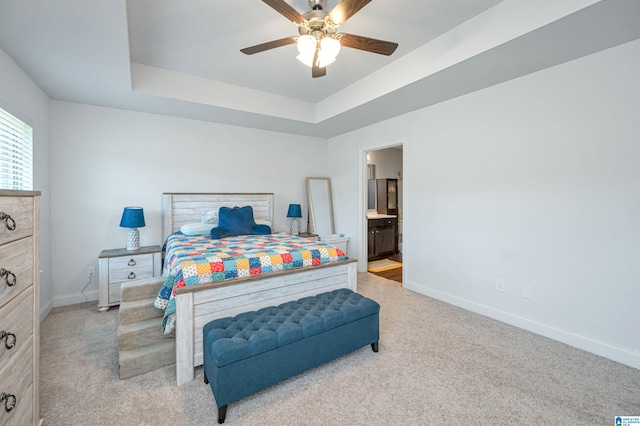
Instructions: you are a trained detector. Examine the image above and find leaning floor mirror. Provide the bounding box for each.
[306,177,335,236]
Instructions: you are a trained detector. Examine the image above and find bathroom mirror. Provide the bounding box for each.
[306,177,335,236]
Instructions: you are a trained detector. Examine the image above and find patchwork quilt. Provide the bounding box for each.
[154,232,347,333]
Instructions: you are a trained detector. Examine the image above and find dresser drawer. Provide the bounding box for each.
[0,337,33,426]
[3,383,33,426]
[0,197,33,246]
[0,287,33,373]
[0,238,34,309]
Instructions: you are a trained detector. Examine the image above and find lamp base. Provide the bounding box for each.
[290,219,300,235]
[126,228,140,250]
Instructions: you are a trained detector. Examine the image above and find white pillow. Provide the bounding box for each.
[255,219,272,228]
[180,222,215,236]
[201,210,218,224]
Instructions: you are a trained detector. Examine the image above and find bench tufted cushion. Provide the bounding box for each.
[203,288,379,367]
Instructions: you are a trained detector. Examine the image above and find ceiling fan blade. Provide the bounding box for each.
[328,0,372,25]
[339,33,398,56]
[262,0,306,25]
[240,37,296,55]
[311,49,326,78]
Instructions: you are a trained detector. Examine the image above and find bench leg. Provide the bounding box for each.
[371,342,379,352]
[204,371,209,384]
[218,405,228,424]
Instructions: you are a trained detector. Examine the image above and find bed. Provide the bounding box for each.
[160,192,357,386]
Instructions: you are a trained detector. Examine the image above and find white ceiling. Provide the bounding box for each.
[1,0,639,138]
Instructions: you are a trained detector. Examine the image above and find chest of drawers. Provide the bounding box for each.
[98,245,162,312]
[0,190,40,426]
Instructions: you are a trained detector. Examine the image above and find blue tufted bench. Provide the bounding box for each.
[203,288,380,423]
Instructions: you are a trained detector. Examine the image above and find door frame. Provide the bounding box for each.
[360,142,404,280]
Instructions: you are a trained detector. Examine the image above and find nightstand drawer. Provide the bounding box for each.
[108,266,154,284]
[108,253,153,271]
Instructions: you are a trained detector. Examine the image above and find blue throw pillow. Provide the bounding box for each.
[209,206,272,239]
[251,224,272,235]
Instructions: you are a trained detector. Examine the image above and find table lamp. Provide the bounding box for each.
[287,204,302,235]
[120,206,145,250]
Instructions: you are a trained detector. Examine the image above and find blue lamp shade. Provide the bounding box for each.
[120,207,145,250]
[287,204,302,235]
[286,204,302,218]
[120,207,145,228]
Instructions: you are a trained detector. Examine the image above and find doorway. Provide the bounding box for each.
[364,145,403,283]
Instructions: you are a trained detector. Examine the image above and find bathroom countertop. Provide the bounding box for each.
[367,212,397,219]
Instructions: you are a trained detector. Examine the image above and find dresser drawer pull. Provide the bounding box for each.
[0,268,16,287]
[1,392,16,413]
[128,272,136,280]
[0,331,16,349]
[127,259,137,266]
[0,212,16,231]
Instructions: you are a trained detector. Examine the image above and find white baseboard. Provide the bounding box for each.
[52,289,98,308]
[404,279,640,371]
[40,299,53,322]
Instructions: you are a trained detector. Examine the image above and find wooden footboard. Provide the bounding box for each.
[174,259,357,386]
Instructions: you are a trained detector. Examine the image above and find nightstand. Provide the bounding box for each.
[98,245,162,312]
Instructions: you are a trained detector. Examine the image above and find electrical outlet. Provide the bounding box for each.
[467,272,477,286]
[522,284,532,299]
[88,266,96,277]
[495,278,505,292]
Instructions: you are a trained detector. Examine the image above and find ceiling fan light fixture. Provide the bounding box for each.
[320,36,340,58]
[296,34,316,56]
[318,55,336,68]
[296,35,340,68]
[297,51,336,68]
[296,52,315,67]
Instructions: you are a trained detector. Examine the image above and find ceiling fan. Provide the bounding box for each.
[240,0,398,78]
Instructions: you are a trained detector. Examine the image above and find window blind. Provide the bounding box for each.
[0,107,33,191]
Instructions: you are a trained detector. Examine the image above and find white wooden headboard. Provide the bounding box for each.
[162,192,274,240]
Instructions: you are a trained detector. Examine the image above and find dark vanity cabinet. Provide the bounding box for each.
[376,178,398,215]
[368,217,398,261]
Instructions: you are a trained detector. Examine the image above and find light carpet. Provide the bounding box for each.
[40,273,640,425]
[367,259,402,272]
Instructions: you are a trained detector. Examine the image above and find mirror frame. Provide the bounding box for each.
[306,177,335,236]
